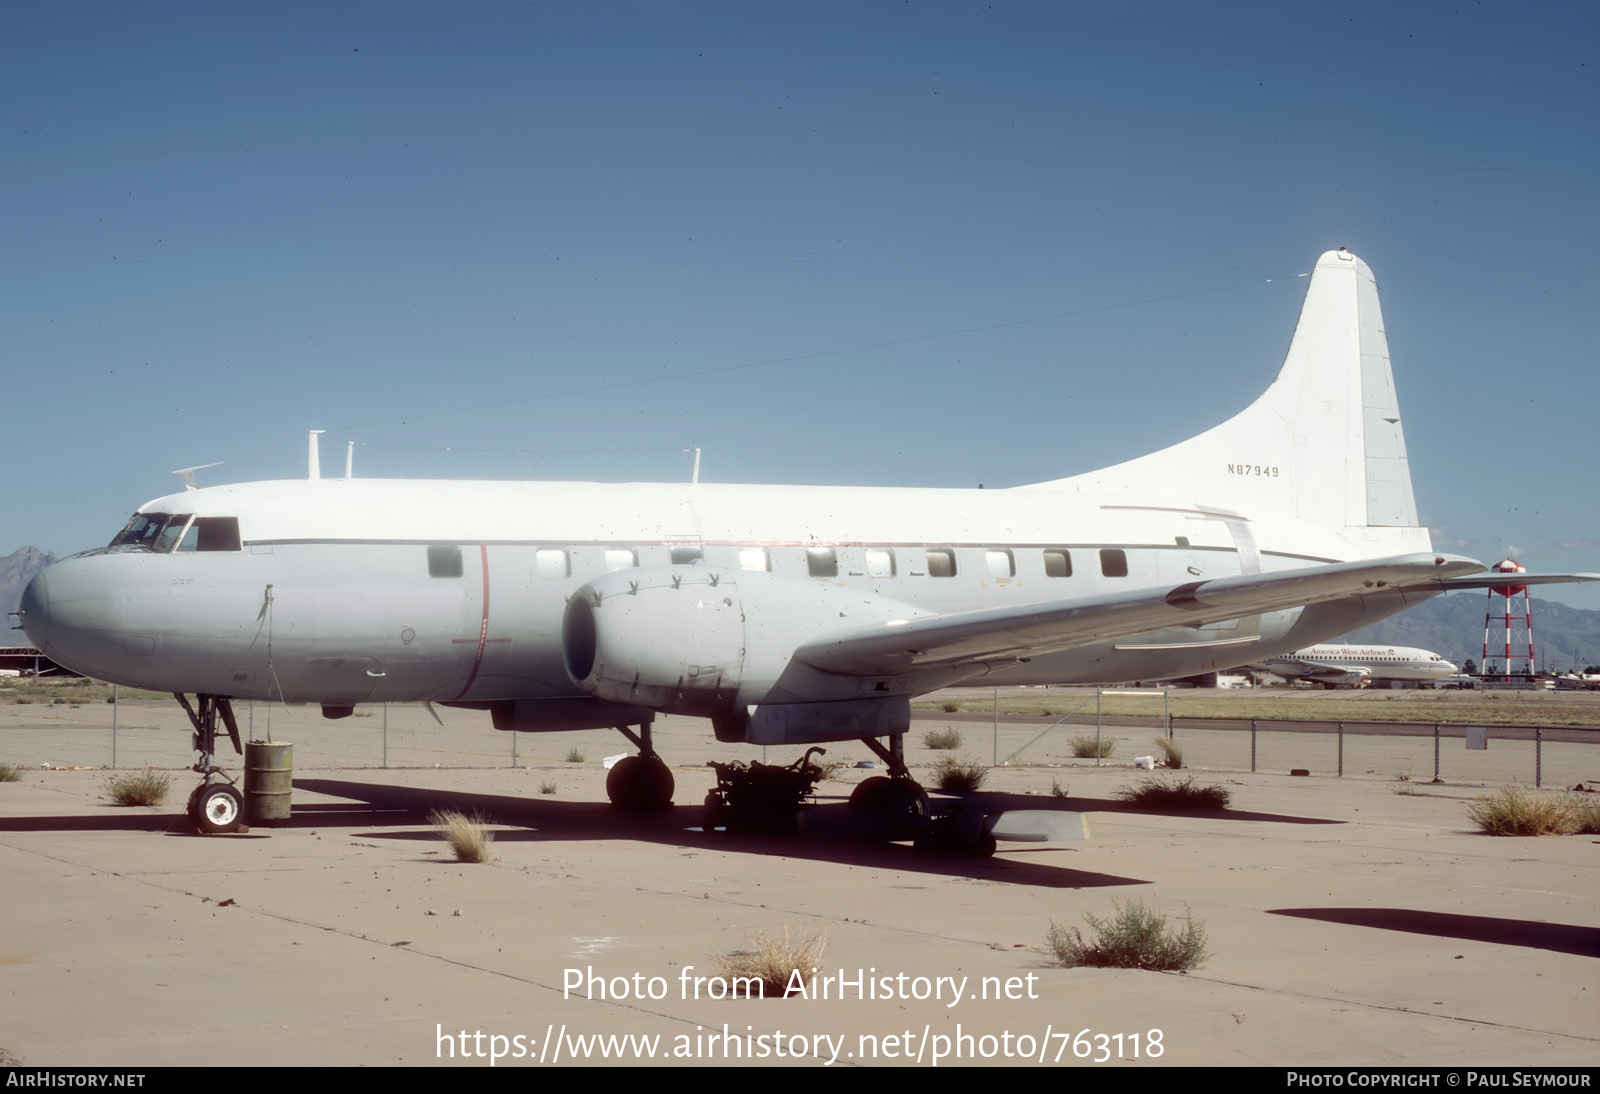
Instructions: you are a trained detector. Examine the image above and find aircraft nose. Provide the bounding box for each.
[17,569,50,650]
[15,556,130,678]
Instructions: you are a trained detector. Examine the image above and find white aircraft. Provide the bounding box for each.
[15,248,1596,836]
[1257,644,1457,687]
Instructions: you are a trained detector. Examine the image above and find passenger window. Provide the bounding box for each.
[739,547,770,572]
[604,549,638,572]
[669,546,703,565]
[428,545,464,578]
[926,549,956,578]
[984,549,1015,578]
[1043,549,1072,577]
[806,547,838,578]
[865,548,895,577]
[1099,548,1128,578]
[535,549,569,578]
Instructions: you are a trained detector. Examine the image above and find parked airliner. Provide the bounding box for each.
[1258,645,1457,687]
[14,248,1595,836]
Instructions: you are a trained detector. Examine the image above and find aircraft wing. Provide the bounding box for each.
[1430,573,1600,589]
[796,553,1491,676]
[1275,659,1369,679]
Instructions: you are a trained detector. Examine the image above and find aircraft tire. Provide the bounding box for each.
[849,776,926,840]
[192,784,244,835]
[848,776,894,809]
[882,781,929,841]
[606,755,674,812]
[185,784,206,827]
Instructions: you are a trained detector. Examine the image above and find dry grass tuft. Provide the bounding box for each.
[429,809,496,863]
[105,769,170,806]
[922,727,963,750]
[1567,794,1600,834]
[0,760,24,783]
[1069,734,1114,759]
[1467,787,1600,836]
[1150,736,1183,769]
[715,923,828,998]
[1114,775,1231,810]
[932,755,987,793]
[1046,899,1208,971]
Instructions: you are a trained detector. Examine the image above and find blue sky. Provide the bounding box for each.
[6,2,1598,609]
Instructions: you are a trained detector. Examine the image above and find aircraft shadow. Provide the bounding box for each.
[970,789,1344,826]
[295,778,1147,890]
[0,811,195,834]
[1268,908,1600,958]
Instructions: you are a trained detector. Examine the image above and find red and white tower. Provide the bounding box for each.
[1482,559,1536,678]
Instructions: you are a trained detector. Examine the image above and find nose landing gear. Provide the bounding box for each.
[187,781,244,834]
[174,693,246,834]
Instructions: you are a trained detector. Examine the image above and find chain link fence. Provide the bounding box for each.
[1,690,1596,789]
[984,708,1597,788]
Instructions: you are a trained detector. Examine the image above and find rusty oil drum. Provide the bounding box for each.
[243,741,293,823]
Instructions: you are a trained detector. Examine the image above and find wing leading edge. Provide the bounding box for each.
[795,555,1596,677]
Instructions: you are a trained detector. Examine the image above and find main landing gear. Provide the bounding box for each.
[175,693,245,835]
[848,733,994,857]
[605,721,674,812]
[848,734,929,841]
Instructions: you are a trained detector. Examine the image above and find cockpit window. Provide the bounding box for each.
[153,515,193,553]
[110,512,192,552]
[109,513,241,553]
[193,517,241,552]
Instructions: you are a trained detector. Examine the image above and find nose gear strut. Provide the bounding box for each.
[174,693,246,834]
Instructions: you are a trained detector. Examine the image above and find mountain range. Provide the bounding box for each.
[1,547,55,640]
[1345,591,1600,673]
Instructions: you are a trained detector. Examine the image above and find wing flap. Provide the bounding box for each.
[796,553,1485,676]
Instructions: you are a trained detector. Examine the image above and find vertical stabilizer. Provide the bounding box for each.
[1026,249,1420,536]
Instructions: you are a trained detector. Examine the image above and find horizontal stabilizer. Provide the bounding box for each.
[989,810,1090,842]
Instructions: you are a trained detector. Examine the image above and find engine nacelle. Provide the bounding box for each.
[561,565,931,716]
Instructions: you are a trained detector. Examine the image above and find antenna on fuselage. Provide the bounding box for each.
[171,463,223,491]
[307,430,325,481]
[684,447,701,485]
[345,441,355,479]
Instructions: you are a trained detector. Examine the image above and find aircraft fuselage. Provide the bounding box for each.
[19,476,1433,722]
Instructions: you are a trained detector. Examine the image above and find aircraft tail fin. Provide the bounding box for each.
[1026,248,1421,540]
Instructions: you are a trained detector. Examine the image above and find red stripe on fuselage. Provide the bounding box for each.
[453,542,491,701]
